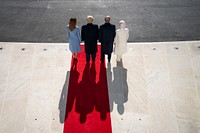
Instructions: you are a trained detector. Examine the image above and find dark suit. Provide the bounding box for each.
[99,23,116,62]
[81,23,99,62]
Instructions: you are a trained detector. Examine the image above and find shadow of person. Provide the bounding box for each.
[96,62,111,120]
[106,63,114,112]
[108,60,128,115]
[60,60,80,123]
[76,62,96,123]
[58,70,70,123]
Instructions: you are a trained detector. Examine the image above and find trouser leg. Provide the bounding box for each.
[116,55,122,61]
[101,52,105,61]
[86,53,90,62]
[91,53,96,61]
[107,54,111,62]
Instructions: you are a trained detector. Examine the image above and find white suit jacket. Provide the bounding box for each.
[114,28,129,55]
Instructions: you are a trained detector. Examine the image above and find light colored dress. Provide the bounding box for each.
[114,28,129,55]
[66,26,81,53]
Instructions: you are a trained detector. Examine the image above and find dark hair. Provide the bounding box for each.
[69,18,77,31]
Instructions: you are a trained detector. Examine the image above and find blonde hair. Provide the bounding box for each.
[87,16,94,23]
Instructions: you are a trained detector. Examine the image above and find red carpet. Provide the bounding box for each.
[63,45,112,133]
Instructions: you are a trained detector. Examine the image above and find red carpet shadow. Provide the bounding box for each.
[63,45,112,133]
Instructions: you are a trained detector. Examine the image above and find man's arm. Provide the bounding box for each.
[81,26,85,42]
[114,25,116,37]
[96,25,99,41]
[111,25,116,42]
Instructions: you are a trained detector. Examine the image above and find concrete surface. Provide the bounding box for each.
[0,41,200,133]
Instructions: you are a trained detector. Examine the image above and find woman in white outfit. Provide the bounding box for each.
[114,20,129,61]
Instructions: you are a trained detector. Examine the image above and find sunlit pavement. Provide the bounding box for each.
[0,41,200,133]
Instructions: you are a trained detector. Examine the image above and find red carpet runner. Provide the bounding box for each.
[63,45,112,133]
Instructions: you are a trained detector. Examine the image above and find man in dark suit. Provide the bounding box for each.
[81,16,99,63]
[99,16,116,63]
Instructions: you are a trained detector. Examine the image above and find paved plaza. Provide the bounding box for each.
[0,41,200,133]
